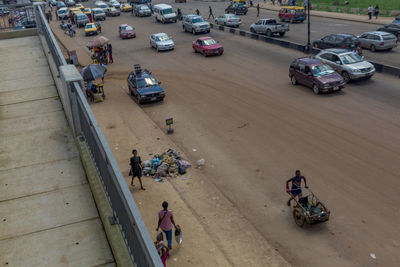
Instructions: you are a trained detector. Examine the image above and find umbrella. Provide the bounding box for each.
[87,36,109,48]
[80,64,107,81]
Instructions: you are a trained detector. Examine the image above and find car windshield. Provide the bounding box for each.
[162,8,173,14]
[77,14,86,19]
[382,34,396,40]
[95,10,103,14]
[139,6,149,10]
[59,10,67,14]
[156,35,170,41]
[137,77,158,88]
[393,18,400,24]
[203,39,217,46]
[311,64,335,77]
[122,26,133,31]
[192,17,204,23]
[86,24,94,28]
[227,14,238,19]
[340,53,363,64]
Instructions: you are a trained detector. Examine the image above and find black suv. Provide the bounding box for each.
[313,33,360,50]
[127,64,165,104]
[377,24,400,39]
[225,3,248,15]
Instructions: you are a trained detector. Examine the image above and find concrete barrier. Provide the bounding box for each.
[210,23,400,77]
[0,28,37,40]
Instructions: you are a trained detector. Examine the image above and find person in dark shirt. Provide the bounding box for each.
[130,149,145,190]
[286,170,308,206]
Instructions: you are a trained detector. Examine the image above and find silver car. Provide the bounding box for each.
[316,49,375,82]
[150,33,175,52]
[134,4,151,17]
[215,14,241,28]
[182,14,210,34]
[358,31,398,51]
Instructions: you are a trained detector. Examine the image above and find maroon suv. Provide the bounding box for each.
[289,57,345,94]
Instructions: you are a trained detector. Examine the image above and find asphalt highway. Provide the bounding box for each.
[153,0,400,68]
[57,1,400,266]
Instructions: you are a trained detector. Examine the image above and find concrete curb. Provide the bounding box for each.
[257,6,390,26]
[76,137,135,267]
[210,23,400,77]
[0,28,37,40]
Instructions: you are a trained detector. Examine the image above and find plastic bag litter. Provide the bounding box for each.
[370,253,376,259]
[197,158,205,166]
[143,167,152,175]
[142,160,152,168]
[175,225,182,244]
[156,162,169,176]
[179,160,192,168]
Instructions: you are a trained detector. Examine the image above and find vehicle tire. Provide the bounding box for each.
[130,89,134,96]
[370,44,376,52]
[313,84,320,94]
[193,47,197,53]
[250,27,255,33]
[219,51,223,55]
[293,208,305,227]
[279,32,285,37]
[387,48,392,51]
[342,71,351,83]
[300,20,304,23]
[266,29,272,37]
[202,50,207,57]
[291,75,297,85]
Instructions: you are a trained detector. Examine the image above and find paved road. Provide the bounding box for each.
[146,0,400,68]
[57,2,400,266]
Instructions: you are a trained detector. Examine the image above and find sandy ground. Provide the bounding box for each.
[50,3,400,266]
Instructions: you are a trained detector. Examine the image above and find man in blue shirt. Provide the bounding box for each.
[286,170,308,206]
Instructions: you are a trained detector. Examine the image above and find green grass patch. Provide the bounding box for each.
[307,0,400,11]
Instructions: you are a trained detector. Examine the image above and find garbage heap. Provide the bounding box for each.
[142,149,192,178]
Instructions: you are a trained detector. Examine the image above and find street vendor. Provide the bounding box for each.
[286,170,308,206]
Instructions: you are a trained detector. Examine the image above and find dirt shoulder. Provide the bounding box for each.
[50,22,290,267]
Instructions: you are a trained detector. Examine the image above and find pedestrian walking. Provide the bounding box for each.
[250,0,253,7]
[108,43,113,63]
[96,20,102,32]
[149,3,153,13]
[368,5,373,20]
[156,201,177,250]
[374,5,379,19]
[49,11,52,21]
[129,149,144,190]
[257,4,260,17]
[131,6,134,16]
[207,6,214,19]
[45,12,50,23]
[196,9,200,16]
[55,9,58,20]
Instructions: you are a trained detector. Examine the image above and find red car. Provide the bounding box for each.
[289,57,345,94]
[192,37,223,56]
[119,24,136,39]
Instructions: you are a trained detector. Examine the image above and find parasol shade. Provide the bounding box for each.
[87,36,109,48]
[80,64,107,81]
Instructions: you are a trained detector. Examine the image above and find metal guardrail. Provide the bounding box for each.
[34,4,163,267]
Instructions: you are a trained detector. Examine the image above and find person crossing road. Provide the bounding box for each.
[208,6,214,20]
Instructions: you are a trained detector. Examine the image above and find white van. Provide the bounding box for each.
[95,1,109,12]
[153,4,176,24]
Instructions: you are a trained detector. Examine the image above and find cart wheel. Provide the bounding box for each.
[293,209,305,227]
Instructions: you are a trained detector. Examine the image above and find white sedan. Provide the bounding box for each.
[150,33,175,52]
[215,14,242,27]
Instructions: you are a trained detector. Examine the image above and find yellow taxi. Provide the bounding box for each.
[121,3,133,12]
[75,4,85,11]
[84,23,98,36]
[69,7,81,16]
[83,8,92,16]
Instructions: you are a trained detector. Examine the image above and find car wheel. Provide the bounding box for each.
[291,75,297,85]
[313,84,320,94]
[279,32,285,37]
[202,50,207,57]
[387,48,392,51]
[342,71,351,83]
[370,44,376,52]
[130,89,134,96]
[193,47,197,53]
[266,29,272,37]
[293,208,305,227]
[250,27,255,33]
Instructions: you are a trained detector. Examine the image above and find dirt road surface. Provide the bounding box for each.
[51,3,400,266]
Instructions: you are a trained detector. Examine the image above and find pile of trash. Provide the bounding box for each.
[142,149,191,179]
